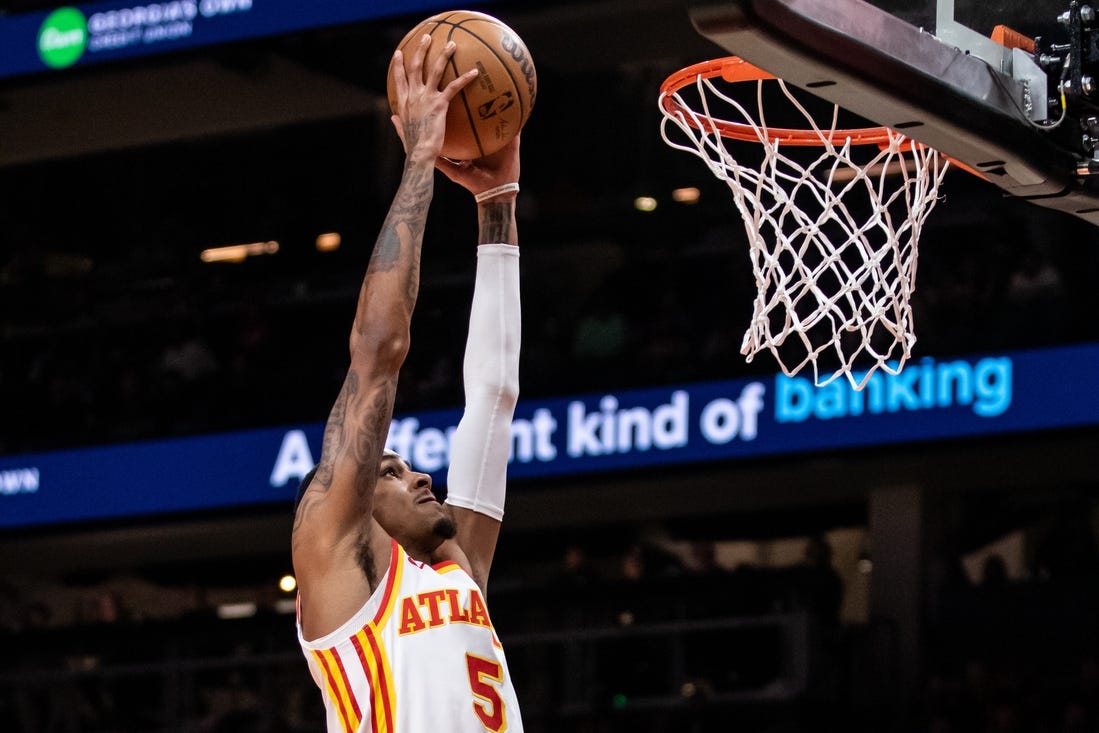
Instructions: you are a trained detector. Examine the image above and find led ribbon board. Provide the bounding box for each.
[4,0,477,80]
[1,343,1098,529]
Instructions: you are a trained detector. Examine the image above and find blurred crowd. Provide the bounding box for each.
[918,500,1099,733]
[2,508,1098,732]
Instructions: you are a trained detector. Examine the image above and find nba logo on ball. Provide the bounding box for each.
[478,92,514,120]
[388,10,537,160]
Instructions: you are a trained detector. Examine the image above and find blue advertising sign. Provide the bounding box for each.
[1,343,1098,529]
[2,0,481,81]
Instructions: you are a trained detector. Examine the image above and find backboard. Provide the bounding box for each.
[869,0,1065,36]
[685,0,1099,226]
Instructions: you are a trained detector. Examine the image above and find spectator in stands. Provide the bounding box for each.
[557,542,601,592]
[1032,500,1099,583]
[85,590,128,625]
[795,534,844,625]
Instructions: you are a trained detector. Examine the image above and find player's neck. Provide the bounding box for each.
[397,534,447,566]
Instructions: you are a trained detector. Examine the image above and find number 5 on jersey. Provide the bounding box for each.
[466,653,507,732]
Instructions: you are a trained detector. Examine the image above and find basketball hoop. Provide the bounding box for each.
[659,57,949,389]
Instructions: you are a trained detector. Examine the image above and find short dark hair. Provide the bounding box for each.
[293,465,319,515]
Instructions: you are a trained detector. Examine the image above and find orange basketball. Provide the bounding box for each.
[387,10,536,160]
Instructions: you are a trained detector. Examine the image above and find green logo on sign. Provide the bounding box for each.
[38,7,87,69]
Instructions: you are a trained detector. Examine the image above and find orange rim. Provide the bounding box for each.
[660,57,899,147]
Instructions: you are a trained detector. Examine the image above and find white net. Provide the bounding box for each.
[660,72,948,389]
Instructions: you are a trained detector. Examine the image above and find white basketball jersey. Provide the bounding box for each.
[297,539,524,733]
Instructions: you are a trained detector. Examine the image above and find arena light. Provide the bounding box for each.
[200,240,279,264]
[633,196,658,212]
[315,232,341,252]
[216,602,258,619]
[279,574,297,593]
[672,186,701,204]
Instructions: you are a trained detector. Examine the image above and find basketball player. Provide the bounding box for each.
[292,35,524,732]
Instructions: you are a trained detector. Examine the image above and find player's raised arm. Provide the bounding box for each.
[291,36,478,636]
[435,137,522,593]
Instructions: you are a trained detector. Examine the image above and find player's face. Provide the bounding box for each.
[372,454,455,545]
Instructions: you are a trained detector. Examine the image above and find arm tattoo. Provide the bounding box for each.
[292,493,318,537]
[391,162,433,217]
[350,385,396,493]
[370,226,402,271]
[368,163,433,274]
[479,200,515,244]
[291,374,397,542]
[315,372,355,490]
[291,373,356,536]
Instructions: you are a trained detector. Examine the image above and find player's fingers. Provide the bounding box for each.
[407,34,431,88]
[435,156,471,174]
[440,67,479,102]
[425,40,456,89]
[391,50,408,108]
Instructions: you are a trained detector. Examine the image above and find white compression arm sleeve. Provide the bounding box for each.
[445,243,520,520]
